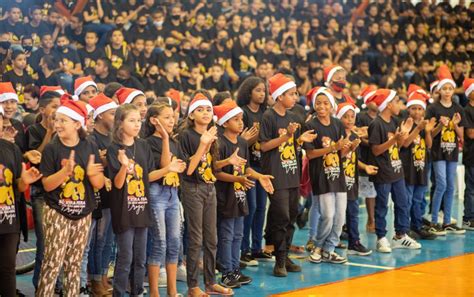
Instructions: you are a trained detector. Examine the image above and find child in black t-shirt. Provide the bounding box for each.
[462,78,474,230]
[143,103,186,297]
[202,64,231,94]
[0,105,43,297]
[2,49,34,105]
[366,89,422,253]
[425,65,466,234]
[213,101,274,288]
[105,29,130,70]
[337,102,378,256]
[259,74,316,276]
[37,100,105,296]
[177,93,233,296]
[304,89,351,265]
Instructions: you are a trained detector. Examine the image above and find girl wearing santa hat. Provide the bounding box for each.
[425,65,466,235]
[462,78,474,231]
[37,99,106,296]
[176,92,234,296]
[116,87,148,120]
[74,76,98,103]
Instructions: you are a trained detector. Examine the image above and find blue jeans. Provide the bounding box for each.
[217,216,244,274]
[30,188,44,290]
[431,161,457,224]
[346,199,360,246]
[374,178,410,238]
[308,194,320,241]
[241,174,267,253]
[315,192,347,253]
[114,227,147,297]
[148,184,181,266]
[406,184,427,230]
[80,219,97,287]
[89,208,114,280]
[464,166,474,221]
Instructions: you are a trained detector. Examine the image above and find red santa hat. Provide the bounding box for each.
[430,80,439,93]
[213,100,243,126]
[306,86,337,111]
[0,82,19,102]
[56,98,88,127]
[406,92,427,110]
[167,88,181,111]
[268,73,296,100]
[324,65,345,86]
[335,102,358,119]
[357,85,377,109]
[39,85,65,97]
[116,87,145,105]
[89,93,119,120]
[187,93,213,115]
[365,89,397,112]
[436,65,456,91]
[73,76,98,100]
[407,84,433,103]
[463,78,474,98]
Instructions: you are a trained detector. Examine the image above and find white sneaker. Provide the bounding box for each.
[158,267,167,287]
[309,247,322,263]
[177,263,187,282]
[392,234,422,249]
[376,237,392,253]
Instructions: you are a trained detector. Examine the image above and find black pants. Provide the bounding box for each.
[265,188,299,263]
[0,232,20,297]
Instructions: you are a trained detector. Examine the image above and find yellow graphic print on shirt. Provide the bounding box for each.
[198,152,216,183]
[251,140,261,160]
[387,132,402,173]
[14,82,25,104]
[278,128,298,174]
[126,160,147,215]
[233,163,246,203]
[0,165,16,224]
[343,151,356,190]
[412,136,426,171]
[321,136,341,181]
[441,121,456,154]
[59,163,86,215]
[163,156,180,187]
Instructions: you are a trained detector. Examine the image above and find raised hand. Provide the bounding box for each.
[24,150,42,165]
[21,163,43,185]
[200,126,218,145]
[117,149,130,168]
[439,116,450,127]
[228,148,247,167]
[258,174,275,194]
[286,122,300,137]
[87,155,104,177]
[155,120,169,140]
[240,125,259,142]
[168,158,187,173]
[336,135,350,151]
[452,112,462,125]
[365,165,378,176]
[425,117,437,132]
[239,174,255,190]
[299,129,317,143]
[65,150,75,176]
[400,117,414,134]
[417,119,428,130]
[351,138,361,150]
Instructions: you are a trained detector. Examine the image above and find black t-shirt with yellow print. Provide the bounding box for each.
[401,126,428,186]
[107,139,154,234]
[368,116,404,184]
[0,139,23,235]
[343,133,360,200]
[304,116,346,195]
[242,105,266,168]
[215,135,250,219]
[146,135,180,188]
[40,136,101,220]
[259,108,300,191]
[78,47,106,75]
[105,43,129,70]
[178,128,217,184]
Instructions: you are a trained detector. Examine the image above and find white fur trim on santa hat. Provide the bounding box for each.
[378,90,397,112]
[336,104,356,119]
[123,90,145,104]
[56,106,86,127]
[93,101,118,120]
[325,66,344,84]
[217,107,243,126]
[465,83,474,98]
[314,89,336,111]
[74,81,97,98]
[436,78,456,91]
[271,81,296,100]
[0,92,19,102]
[188,99,213,115]
[406,99,426,109]
[363,90,377,104]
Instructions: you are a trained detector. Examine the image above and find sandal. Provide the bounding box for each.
[205,284,234,296]
[187,287,209,297]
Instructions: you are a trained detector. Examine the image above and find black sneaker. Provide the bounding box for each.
[252,250,274,262]
[413,228,437,240]
[321,250,347,264]
[240,252,258,266]
[220,272,241,288]
[233,268,252,285]
[422,217,431,227]
[285,258,301,272]
[273,262,287,277]
[239,261,247,269]
[79,286,91,297]
[429,223,447,236]
[347,241,372,256]
[443,224,466,235]
[408,229,420,240]
[462,219,474,231]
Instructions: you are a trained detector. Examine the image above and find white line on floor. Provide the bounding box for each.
[344,262,395,270]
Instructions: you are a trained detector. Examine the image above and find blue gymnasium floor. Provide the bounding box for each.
[17,198,474,296]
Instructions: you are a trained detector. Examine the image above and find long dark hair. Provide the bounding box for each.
[112,104,139,144]
[143,103,173,138]
[236,76,268,108]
